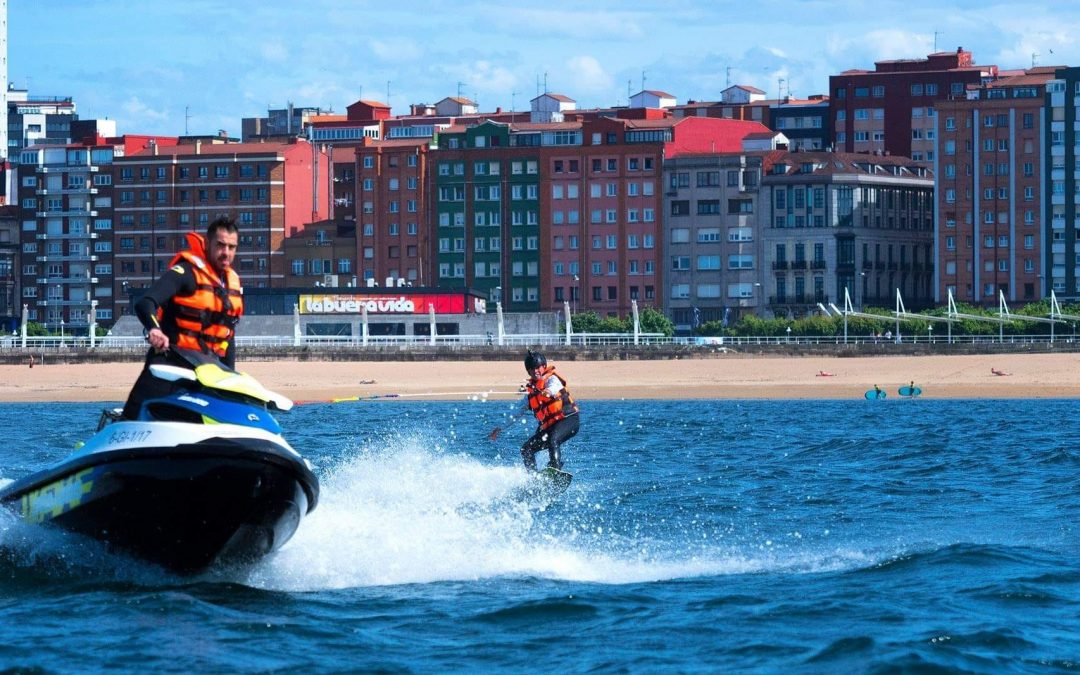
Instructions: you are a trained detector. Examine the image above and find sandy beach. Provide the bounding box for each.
[0,352,1076,403]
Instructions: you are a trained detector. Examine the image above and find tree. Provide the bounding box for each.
[638,307,674,337]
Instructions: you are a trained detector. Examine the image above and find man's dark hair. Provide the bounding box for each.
[206,216,239,241]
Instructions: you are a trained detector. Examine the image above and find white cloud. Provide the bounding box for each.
[563,55,612,97]
[370,38,424,63]
[494,8,645,40]
[261,43,289,63]
[121,96,170,123]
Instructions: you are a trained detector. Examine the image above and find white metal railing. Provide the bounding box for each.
[1,331,1078,352]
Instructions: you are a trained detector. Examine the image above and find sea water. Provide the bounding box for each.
[0,397,1078,671]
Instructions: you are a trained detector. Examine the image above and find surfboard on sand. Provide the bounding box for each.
[899,385,922,398]
[864,389,887,400]
[513,467,573,501]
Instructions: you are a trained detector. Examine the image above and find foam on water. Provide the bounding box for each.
[242,435,885,592]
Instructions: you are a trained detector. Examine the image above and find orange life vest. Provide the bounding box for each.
[159,232,243,358]
[526,365,578,431]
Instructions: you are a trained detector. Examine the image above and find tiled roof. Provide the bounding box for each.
[765,150,933,178]
[728,85,766,94]
[532,93,575,102]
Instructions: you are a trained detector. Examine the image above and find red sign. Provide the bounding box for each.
[299,293,485,315]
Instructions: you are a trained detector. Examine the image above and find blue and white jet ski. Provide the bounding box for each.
[0,350,319,575]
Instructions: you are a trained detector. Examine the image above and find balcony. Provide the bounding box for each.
[36,186,98,196]
[38,165,99,173]
[36,299,95,307]
[790,260,807,270]
[35,255,99,263]
[811,260,827,269]
[36,276,99,285]
[35,209,98,218]
[36,232,99,240]
[772,260,789,270]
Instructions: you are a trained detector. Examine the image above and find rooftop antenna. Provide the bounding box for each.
[933,30,942,52]
[641,70,646,93]
[536,74,540,98]
[778,77,785,101]
[457,81,465,98]
[726,66,732,88]
[184,105,191,135]
[627,79,632,104]
[511,90,518,111]
[1031,52,1039,67]
[544,71,549,94]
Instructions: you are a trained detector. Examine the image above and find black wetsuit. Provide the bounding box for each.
[520,413,580,471]
[120,261,237,419]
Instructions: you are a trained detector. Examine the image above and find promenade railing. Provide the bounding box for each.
[1,332,1077,353]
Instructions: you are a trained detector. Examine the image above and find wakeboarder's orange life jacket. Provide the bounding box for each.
[159,232,243,358]
[526,364,578,431]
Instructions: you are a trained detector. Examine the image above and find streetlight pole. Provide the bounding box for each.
[572,274,579,315]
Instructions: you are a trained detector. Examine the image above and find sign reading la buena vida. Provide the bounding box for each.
[299,293,487,315]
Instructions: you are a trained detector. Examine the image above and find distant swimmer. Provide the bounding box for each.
[816,370,835,377]
[991,368,1012,376]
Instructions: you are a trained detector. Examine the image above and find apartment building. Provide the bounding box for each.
[935,69,1053,305]
[662,152,768,330]
[0,205,18,327]
[16,136,165,331]
[281,219,358,289]
[112,138,329,318]
[430,114,771,316]
[355,137,434,287]
[831,48,996,163]
[1041,66,1080,301]
[761,151,935,316]
[770,97,832,151]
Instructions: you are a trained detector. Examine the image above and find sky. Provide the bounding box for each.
[10,0,1080,138]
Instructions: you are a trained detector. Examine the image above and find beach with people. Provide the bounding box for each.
[0,352,1076,403]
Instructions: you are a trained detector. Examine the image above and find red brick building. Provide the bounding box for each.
[831,48,997,163]
[934,68,1054,305]
[354,137,434,287]
[112,138,329,316]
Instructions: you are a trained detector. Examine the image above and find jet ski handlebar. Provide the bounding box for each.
[149,351,294,411]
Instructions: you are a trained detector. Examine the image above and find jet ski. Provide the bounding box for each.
[0,349,319,575]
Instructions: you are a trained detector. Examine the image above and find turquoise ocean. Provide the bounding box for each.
[0,397,1078,671]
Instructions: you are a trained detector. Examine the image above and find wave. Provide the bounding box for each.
[238,437,903,592]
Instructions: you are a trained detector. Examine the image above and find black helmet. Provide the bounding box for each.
[524,349,546,371]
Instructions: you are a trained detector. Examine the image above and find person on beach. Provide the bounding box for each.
[121,217,242,419]
[488,349,580,472]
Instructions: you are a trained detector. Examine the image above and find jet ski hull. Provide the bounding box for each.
[0,422,319,575]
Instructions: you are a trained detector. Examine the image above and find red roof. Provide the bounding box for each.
[128,139,307,157]
[532,93,575,102]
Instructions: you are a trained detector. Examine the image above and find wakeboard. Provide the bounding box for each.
[513,467,573,501]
